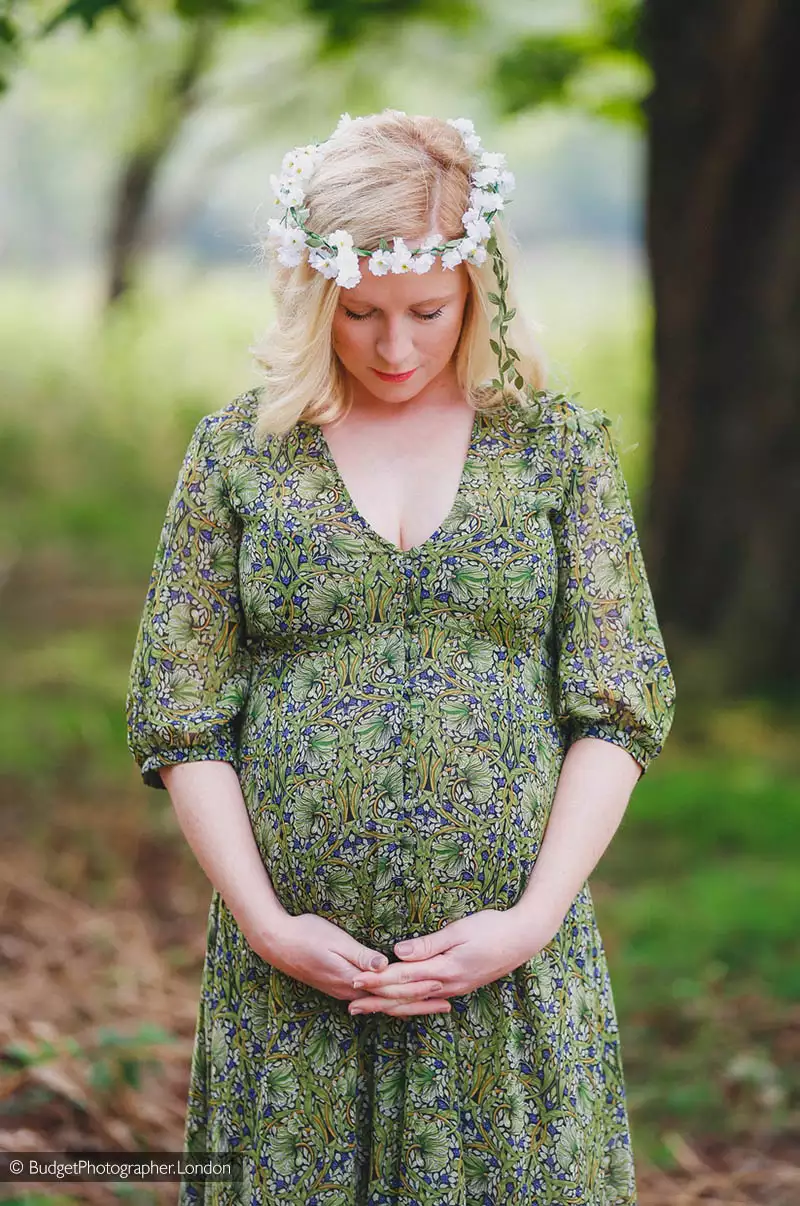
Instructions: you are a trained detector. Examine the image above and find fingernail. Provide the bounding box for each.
[395,942,413,956]
[350,1007,362,1015]
[352,979,365,989]
[370,955,387,969]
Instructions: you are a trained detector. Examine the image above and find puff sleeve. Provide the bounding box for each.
[551,403,676,776]
[125,414,252,790]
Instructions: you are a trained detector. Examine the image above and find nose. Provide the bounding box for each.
[375,316,414,369]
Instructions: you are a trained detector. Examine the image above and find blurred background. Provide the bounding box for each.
[0,0,798,1203]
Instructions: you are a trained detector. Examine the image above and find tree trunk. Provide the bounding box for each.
[106,19,215,308]
[642,0,800,699]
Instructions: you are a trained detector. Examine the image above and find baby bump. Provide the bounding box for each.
[238,640,562,947]
[240,719,559,955]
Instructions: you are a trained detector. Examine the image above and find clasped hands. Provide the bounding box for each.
[347,905,552,1018]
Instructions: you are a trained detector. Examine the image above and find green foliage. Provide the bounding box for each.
[493,0,649,124]
[487,233,524,392]
[89,1024,175,1092]
[42,0,138,35]
[7,1024,176,1098]
[496,34,589,113]
[31,0,477,48]
[0,11,20,46]
[0,1198,84,1206]
[594,0,642,55]
[305,0,476,49]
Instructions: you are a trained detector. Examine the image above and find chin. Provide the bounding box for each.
[360,372,431,403]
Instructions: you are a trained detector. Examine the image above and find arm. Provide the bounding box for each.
[125,412,252,791]
[510,735,641,942]
[126,410,289,953]
[512,401,676,946]
[159,760,288,953]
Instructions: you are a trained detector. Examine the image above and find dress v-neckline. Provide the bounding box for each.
[310,408,481,557]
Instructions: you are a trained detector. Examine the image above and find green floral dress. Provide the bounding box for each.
[126,386,676,1206]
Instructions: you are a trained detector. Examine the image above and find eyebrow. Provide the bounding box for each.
[342,295,456,309]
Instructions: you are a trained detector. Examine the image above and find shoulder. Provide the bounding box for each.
[508,387,612,438]
[195,387,265,454]
[501,387,617,473]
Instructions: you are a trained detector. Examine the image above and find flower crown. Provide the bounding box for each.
[265,114,515,290]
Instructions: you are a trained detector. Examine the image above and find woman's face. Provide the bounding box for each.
[331,259,470,406]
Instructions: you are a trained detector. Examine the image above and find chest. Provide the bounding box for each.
[234,409,565,649]
[319,408,477,553]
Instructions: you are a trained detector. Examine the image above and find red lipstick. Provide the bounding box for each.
[372,368,417,383]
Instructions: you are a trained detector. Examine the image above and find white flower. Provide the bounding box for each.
[441,246,463,270]
[368,248,393,276]
[410,252,435,274]
[479,151,507,170]
[328,229,354,252]
[420,230,443,251]
[473,166,500,188]
[497,170,516,196]
[277,244,305,268]
[334,249,362,288]
[270,174,306,208]
[335,113,353,134]
[469,187,502,215]
[460,240,488,266]
[266,217,286,244]
[447,117,475,138]
[390,238,414,273]
[280,147,317,181]
[267,220,307,256]
[447,116,482,153]
[465,214,491,242]
[308,249,338,279]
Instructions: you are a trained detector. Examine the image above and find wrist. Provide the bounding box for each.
[236,900,292,961]
[509,891,566,954]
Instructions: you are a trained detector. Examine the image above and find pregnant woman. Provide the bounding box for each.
[126,110,676,1205]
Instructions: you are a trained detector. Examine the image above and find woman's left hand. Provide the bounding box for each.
[347,905,558,1017]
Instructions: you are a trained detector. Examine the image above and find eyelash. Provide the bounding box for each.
[343,306,445,322]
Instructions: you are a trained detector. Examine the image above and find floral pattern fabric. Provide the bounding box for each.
[126,387,676,1205]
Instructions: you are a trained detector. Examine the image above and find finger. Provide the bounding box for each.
[343,944,389,974]
[393,926,456,961]
[352,979,444,1003]
[381,998,452,1016]
[352,955,450,992]
[350,997,452,1016]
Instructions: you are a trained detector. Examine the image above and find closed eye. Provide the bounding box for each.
[342,306,446,322]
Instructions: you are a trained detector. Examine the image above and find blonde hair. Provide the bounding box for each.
[250,110,547,444]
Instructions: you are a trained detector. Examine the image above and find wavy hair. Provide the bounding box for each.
[250,110,547,444]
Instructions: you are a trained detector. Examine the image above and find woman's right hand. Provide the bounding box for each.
[254,912,451,1016]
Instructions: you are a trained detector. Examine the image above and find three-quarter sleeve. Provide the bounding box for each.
[126,414,252,790]
[551,402,676,776]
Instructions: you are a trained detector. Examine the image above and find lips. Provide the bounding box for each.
[372,368,417,382]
